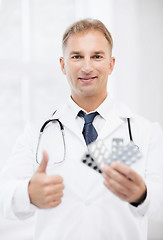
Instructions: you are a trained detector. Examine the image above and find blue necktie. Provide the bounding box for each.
[78,111,99,145]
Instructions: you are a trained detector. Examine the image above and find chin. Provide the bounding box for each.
[80,91,99,98]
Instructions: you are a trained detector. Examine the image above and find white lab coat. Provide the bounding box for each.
[0,98,163,240]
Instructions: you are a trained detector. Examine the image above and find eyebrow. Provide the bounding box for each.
[70,51,81,55]
[69,51,105,55]
[93,51,105,55]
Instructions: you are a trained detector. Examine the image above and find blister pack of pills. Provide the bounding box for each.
[82,138,142,173]
[108,139,142,166]
[81,153,102,173]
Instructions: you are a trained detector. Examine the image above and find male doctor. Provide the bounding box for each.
[0,19,163,240]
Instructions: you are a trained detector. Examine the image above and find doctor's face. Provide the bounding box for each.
[60,30,115,102]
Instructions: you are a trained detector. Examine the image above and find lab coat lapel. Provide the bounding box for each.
[98,99,134,139]
[99,112,124,139]
[63,115,84,142]
[54,102,85,143]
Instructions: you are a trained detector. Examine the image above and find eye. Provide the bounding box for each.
[93,55,103,59]
[72,55,81,59]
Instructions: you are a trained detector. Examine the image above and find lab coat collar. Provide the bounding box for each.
[52,96,135,118]
[97,96,135,139]
[53,98,85,144]
[52,96,135,141]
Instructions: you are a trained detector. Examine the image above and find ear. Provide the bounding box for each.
[108,57,115,75]
[60,57,66,75]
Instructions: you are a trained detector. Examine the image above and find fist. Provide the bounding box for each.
[28,151,64,208]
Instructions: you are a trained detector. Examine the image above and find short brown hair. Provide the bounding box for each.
[62,18,113,54]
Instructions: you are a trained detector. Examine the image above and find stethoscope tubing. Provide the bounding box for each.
[36,119,66,164]
[36,116,136,164]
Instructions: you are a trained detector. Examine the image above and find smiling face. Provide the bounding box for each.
[60,30,115,106]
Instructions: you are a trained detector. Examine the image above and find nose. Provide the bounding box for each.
[81,58,93,75]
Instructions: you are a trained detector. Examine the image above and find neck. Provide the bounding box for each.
[71,94,107,112]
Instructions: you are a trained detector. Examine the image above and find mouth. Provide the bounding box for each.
[78,76,97,82]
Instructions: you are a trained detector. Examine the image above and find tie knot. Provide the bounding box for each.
[78,111,99,124]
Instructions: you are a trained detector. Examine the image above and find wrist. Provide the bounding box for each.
[130,186,147,207]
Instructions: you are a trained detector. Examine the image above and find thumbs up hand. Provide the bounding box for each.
[28,151,64,208]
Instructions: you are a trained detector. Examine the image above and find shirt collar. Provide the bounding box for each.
[96,95,115,120]
[67,97,83,119]
[67,95,115,120]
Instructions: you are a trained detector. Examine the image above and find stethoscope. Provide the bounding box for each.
[36,117,65,164]
[36,112,135,164]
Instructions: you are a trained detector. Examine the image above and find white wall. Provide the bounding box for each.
[0,0,163,239]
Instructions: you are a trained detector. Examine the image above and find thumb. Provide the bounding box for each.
[37,151,49,173]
